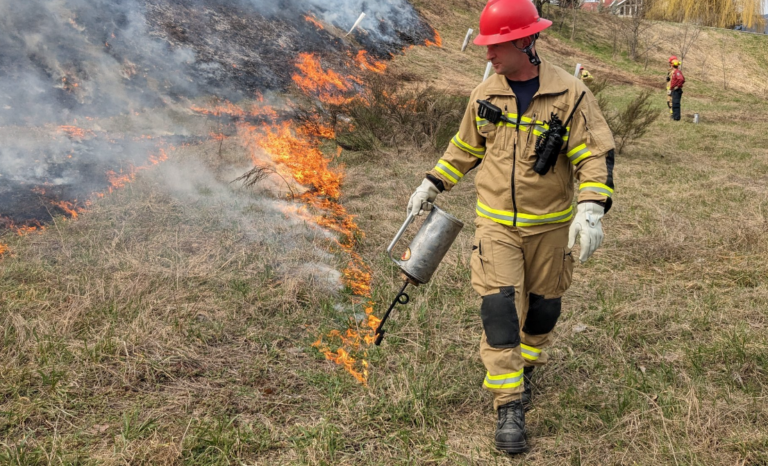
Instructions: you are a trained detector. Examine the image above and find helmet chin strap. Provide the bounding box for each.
[514,33,541,66]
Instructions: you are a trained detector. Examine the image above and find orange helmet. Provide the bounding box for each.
[474,0,552,46]
[668,56,678,64]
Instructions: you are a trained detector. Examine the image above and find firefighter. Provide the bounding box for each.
[406,0,615,454]
[669,59,685,121]
[665,56,677,115]
[579,66,593,82]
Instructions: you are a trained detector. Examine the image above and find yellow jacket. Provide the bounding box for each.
[427,60,615,236]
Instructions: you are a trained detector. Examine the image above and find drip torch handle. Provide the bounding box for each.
[387,210,419,262]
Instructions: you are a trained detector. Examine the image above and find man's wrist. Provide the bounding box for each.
[425,174,446,192]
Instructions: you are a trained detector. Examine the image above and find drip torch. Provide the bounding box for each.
[374,203,464,345]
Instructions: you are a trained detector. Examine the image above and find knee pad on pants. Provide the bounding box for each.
[481,287,520,348]
[522,293,561,335]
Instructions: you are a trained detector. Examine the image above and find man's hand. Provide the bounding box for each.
[568,202,605,263]
[406,179,440,217]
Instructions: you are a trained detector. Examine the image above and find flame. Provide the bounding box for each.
[0,244,7,255]
[147,148,169,165]
[304,14,325,30]
[292,53,353,106]
[239,121,343,199]
[3,222,46,236]
[2,146,172,242]
[425,29,442,47]
[191,45,459,383]
[355,50,387,74]
[55,200,80,219]
[58,125,94,139]
[106,169,137,192]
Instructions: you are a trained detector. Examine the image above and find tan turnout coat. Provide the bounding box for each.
[428,60,615,236]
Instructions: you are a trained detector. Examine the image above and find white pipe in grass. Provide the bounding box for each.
[346,13,366,36]
[461,28,474,52]
[483,61,493,81]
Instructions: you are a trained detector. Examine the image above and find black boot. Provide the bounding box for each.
[521,367,534,411]
[495,399,527,454]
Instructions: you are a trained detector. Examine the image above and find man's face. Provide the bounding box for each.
[485,38,531,77]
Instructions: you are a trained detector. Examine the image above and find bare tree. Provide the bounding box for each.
[622,3,653,62]
[534,0,549,16]
[638,26,658,69]
[674,21,702,69]
[556,0,581,37]
[606,15,624,59]
[570,0,581,41]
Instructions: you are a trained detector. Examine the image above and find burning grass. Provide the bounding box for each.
[4,2,768,463]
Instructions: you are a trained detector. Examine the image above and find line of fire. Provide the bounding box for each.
[0,0,441,384]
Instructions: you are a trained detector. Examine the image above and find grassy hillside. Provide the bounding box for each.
[3,2,768,464]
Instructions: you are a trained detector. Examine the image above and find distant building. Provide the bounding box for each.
[581,0,615,12]
[581,0,644,17]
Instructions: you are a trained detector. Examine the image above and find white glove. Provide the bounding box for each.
[406,179,440,217]
[568,202,605,263]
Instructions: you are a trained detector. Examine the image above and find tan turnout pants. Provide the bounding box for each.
[470,217,575,409]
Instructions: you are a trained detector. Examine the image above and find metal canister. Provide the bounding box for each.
[693,113,700,124]
[386,204,464,285]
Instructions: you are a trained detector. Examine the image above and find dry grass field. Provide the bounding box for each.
[2,1,768,464]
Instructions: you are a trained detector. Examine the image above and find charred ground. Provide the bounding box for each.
[0,0,436,229]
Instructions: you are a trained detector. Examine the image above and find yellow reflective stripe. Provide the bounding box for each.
[579,182,613,197]
[434,160,463,184]
[567,143,592,165]
[521,344,541,361]
[451,133,485,158]
[484,368,524,389]
[476,200,574,227]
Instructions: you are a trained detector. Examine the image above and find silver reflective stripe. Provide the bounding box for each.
[476,202,573,226]
[476,119,491,127]
[581,186,612,196]
[484,371,524,388]
[568,146,590,163]
[476,202,515,223]
[521,346,540,360]
[435,160,463,184]
[451,134,486,158]
[517,211,573,225]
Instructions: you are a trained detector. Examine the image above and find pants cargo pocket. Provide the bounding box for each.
[555,248,575,296]
[471,238,494,296]
[546,247,574,297]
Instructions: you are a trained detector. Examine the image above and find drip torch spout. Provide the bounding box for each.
[373,280,410,346]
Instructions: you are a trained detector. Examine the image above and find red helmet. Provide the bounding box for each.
[668,55,678,63]
[474,0,553,46]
